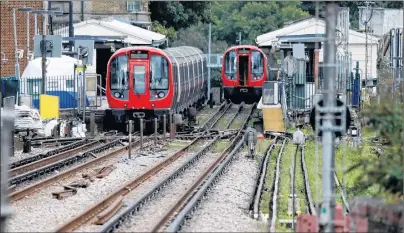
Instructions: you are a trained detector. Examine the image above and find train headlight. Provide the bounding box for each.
[158,91,165,98]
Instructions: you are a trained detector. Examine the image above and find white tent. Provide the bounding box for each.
[21,55,78,78]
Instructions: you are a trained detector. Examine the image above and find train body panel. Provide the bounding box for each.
[105,46,207,131]
[221,45,268,103]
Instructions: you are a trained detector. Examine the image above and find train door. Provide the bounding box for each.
[238,55,249,87]
[129,60,149,108]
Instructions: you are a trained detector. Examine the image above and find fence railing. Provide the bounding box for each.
[19,74,102,111]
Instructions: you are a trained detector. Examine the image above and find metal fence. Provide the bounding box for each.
[283,58,316,111]
[281,52,357,111]
[19,74,102,111]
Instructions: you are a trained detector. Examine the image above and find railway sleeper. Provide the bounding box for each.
[52,188,77,200]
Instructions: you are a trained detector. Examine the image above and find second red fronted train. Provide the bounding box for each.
[221,45,268,103]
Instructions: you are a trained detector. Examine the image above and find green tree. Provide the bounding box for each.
[211,1,309,45]
[149,2,210,31]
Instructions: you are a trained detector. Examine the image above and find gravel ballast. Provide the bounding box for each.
[76,139,213,232]
[179,152,268,232]
[6,141,179,232]
[116,151,223,232]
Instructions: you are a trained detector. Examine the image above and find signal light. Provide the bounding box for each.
[309,99,351,137]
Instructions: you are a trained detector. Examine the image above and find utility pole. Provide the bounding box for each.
[207,23,211,102]
[319,2,337,232]
[42,13,47,95]
[13,9,20,83]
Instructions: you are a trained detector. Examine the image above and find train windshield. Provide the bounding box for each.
[251,51,264,76]
[133,65,146,94]
[150,55,169,90]
[110,55,129,91]
[224,50,237,79]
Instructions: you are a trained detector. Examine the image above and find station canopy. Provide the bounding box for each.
[54,17,167,45]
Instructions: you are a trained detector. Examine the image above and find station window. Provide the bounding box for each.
[150,55,169,90]
[110,55,129,91]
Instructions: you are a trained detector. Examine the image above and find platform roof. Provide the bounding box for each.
[256,17,379,47]
[54,17,166,45]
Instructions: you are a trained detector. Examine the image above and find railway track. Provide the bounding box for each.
[8,135,155,202]
[9,139,122,188]
[54,102,255,232]
[52,102,246,232]
[210,102,243,131]
[269,139,286,232]
[250,136,278,219]
[94,103,252,232]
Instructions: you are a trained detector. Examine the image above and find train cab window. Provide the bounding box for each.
[110,55,129,90]
[133,65,146,94]
[251,51,264,78]
[224,50,237,79]
[150,55,169,90]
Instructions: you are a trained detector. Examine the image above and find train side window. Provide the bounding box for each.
[110,55,128,90]
[252,51,264,77]
[224,50,237,79]
[150,55,169,90]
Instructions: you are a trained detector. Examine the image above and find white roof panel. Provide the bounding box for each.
[256,17,379,47]
[54,18,166,45]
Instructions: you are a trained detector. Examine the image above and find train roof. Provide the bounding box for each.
[111,46,205,65]
[223,45,265,54]
[164,46,205,65]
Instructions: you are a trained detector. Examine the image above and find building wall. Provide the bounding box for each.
[348,44,378,79]
[50,0,150,28]
[0,0,44,77]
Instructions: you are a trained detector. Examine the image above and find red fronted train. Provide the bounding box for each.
[222,45,268,103]
[104,46,207,132]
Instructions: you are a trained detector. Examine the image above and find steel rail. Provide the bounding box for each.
[301,145,316,215]
[9,137,149,202]
[334,172,350,213]
[153,102,255,232]
[198,102,228,131]
[9,139,122,186]
[10,140,100,177]
[210,102,238,130]
[54,135,210,233]
[9,139,89,169]
[99,136,220,233]
[269,139,287,233]
[224,101,244,130]
[152,134,244,233]
[251,137,278,219]
[208,103,232,130]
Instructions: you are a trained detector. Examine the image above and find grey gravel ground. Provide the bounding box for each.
[6,141,176,232]
[179,152,268,232]
[76,140,212,232]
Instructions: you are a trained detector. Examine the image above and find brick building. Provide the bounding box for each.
[50,0,151,35]
[0,0,44,77]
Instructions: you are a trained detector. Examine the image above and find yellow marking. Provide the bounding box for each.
[40,94,60,120]
[262,106,285,132]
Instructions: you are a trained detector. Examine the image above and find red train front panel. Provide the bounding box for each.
[106,47,174,113]
[221,45,267,103]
